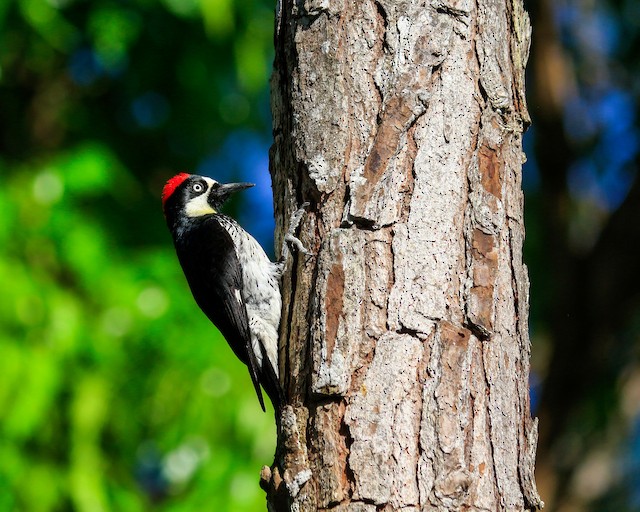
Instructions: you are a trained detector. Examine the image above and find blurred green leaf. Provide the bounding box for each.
[88,6,142,70]
[3,348,61,441]
[53,143,118,196]
[235,15,272,93]
[19,0,78,52]
[200,0,234,38]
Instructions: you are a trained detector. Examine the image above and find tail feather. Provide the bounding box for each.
[259,348,285,412]
[246,348,267,412]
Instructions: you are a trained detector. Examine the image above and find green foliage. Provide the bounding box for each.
[0,0,276,510]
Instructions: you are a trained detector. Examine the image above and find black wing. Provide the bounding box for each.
[175,217,266,411]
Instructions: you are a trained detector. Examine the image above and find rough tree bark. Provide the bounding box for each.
[263,0,543,510]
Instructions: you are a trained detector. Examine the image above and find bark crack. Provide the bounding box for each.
[373,0,389,52]
[480,339,501,505]
[433,1,470,24]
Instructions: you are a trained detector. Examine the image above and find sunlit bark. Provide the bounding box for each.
[265,1,542,510]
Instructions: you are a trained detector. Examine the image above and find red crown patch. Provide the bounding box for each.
[162,173,191,206]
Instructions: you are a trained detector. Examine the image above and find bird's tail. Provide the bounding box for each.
[260,350,285,412]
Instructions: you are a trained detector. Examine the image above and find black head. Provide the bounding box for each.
[162,173,254,230]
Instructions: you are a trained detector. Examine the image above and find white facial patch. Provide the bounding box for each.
[184,177,217,217]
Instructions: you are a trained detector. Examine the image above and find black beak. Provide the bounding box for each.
[208,181,254,208]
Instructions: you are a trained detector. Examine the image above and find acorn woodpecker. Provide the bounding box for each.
[162,173,307,411]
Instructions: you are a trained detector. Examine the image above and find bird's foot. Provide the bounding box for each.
[281,202,310,262]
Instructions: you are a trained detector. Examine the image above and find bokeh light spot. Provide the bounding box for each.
[33,170,64,205]
[136,287,169,318]
[101,307,133,337]
[200,367,231,397]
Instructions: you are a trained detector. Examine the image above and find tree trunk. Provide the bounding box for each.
[264,1,543,510]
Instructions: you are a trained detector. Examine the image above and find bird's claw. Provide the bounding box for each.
[281,202,311,260]
[290,202,309,228]
[285,233,311,256]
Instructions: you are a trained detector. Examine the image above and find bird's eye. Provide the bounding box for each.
[192,183,204,193]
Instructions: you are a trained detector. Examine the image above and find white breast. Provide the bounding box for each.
[217,216,282,373]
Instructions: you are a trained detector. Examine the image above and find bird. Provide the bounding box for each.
[161,172,307,411]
